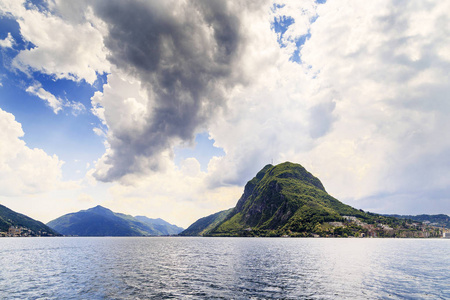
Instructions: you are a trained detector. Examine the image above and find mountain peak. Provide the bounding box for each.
[205,161,357,236]
[267,162,326,192]
[47,207,184,236]
[89,205,109,210]
[84,205,115,217]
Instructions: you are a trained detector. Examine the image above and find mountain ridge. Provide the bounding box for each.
[181,162,441,238]
[47,205,184,236]
[0,204,60,236]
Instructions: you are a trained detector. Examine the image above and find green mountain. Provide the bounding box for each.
[184,162,440,237]
[0,204,60,236]
[47,205,184,236]
[179,208,233,236]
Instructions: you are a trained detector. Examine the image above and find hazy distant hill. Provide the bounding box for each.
[183,162,438,237]
[179,208,233,236]
[386,214,450,228]
[135,216,184,235]
[0,204,60,236]
[47,206,183,236]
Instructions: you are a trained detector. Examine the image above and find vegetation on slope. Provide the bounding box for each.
[0,204,60,236]
[386,214,450,228]
[179,208,233,236]
[201,162,440,237]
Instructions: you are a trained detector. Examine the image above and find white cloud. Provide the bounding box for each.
[66,101,86,116]
[26,82,63,113]
[25,82,86,115]
[0,108,65,196]
[0,32,14,48]
[101,157,242,228]
[204,0,450,214]
[87,0,450,217]
[0,0,109,84]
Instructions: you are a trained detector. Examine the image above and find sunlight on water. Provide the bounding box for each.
[0,237,449,299]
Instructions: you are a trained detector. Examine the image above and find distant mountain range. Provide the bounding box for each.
[181,162,443,238]
[47,206,183,236]
[0,204,60,236]
[384,214,450,228]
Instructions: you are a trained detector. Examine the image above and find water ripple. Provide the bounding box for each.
[0,237,449,299]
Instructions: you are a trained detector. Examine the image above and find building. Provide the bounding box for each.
[8,226,22,237]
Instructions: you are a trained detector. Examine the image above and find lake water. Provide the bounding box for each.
[0,237,449,299]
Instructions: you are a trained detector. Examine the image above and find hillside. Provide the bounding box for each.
[47,206,183,236]
[135,216,184,235]
[179,208,233,236]
[185,162,440,237]
[0,204,60,236]
[386,214,450,228]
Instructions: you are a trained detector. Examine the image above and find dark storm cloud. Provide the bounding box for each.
[92,0,248,181]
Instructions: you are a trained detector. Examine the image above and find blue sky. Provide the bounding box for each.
[1,0,450,227]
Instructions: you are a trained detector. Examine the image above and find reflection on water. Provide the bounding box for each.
[0,237,449,299]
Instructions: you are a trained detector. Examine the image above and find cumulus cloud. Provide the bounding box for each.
[190,0,450,215]
[294,0,450,212]
[0,108,65,196]
[0,32,14,48]
[90,0,267,182]
[88,0,450,215]
[0,0,109,84]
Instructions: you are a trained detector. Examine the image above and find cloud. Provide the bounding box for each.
[101,157,242,227]
[25,82,86,115]
[0,32,14,48]
[0,0,109,84]
[89,0,267,182]
[26,82,63,113]
[197,0,450,215]
[0,108,65,196]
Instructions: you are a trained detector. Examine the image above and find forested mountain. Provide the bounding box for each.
[182,162,440,238]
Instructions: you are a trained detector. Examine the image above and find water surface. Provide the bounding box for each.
[0,237,449,299]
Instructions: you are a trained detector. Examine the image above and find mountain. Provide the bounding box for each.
[0,204,60,236]
[386,214,450,228]
[179,208,233,236]
[135,216,184,235]
[47,206,183,236]
[183,162,439,237]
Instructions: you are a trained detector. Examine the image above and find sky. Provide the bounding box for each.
[0,0,449,228]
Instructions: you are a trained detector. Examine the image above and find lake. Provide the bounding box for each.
[0,237,449,299]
